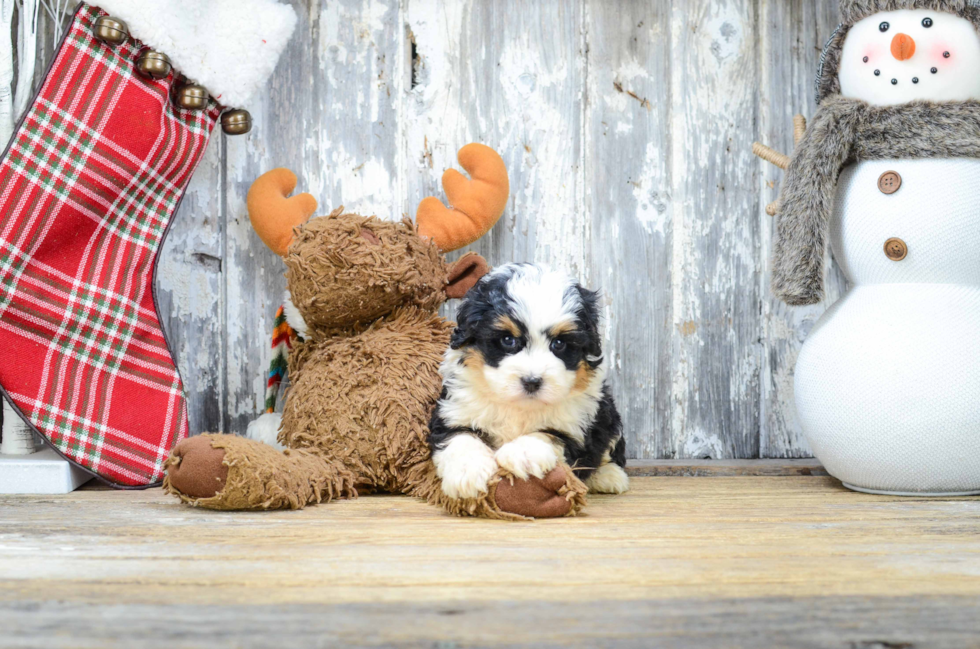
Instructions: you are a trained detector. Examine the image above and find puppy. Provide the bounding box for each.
[428,263,628,501]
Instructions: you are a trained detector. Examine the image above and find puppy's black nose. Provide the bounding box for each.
[521,376,543,394]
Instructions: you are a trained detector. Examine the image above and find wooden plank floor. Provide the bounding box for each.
[2,476,979,648]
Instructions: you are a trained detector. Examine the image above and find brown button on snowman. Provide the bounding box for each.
[758,0,980,495]
[877,170,901,194]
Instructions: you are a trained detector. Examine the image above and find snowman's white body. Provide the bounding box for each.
[789,8,980,494]
[795,159,980,494]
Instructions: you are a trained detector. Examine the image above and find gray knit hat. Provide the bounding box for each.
[816,0,980,101]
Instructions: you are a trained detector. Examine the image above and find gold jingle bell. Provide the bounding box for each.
[93,16,130,46]
[173,84,210,111]
[136,50,172,80]
[221,109,252,136]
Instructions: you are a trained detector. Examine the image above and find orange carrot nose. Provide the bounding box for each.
[891,33,916,60]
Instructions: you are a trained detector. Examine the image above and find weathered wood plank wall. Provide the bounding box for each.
[19,0,841,459]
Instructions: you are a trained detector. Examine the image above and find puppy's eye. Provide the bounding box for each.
[550,338,567,354]
[922,17,933,28]
[500,335,518,350]
[879,21,890,32]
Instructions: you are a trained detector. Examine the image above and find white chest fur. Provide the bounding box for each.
[830,158,980,286]
[439,390,598,448]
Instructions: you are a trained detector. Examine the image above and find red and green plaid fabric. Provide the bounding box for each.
[0,4,220,486]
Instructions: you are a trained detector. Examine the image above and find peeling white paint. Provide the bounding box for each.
[682,429,727,460]
[633,141,669,236]
[0,0,842,458]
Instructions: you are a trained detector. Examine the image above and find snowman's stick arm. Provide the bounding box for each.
[752,142,787,215]
[753,114,807,215]
[793,115,807,146]
[752,143,790,170]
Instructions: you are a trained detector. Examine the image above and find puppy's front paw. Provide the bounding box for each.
[440,455,497,500]
[585,462,630,494]
[434,434,498,500]
[495,435,559,480]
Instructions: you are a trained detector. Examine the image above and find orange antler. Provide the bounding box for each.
[416,143,509,252]
[247,168,319,256]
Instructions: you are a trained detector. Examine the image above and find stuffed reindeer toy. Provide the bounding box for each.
[164,144,588,519]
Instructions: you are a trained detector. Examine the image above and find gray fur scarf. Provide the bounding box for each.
[772,97,980,305]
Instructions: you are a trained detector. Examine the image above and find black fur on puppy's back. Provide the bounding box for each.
[542,384,625,481]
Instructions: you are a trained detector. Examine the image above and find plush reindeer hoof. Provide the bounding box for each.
[494,466,582,519]
[166,436,228,499]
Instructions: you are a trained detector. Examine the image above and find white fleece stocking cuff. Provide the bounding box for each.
[90,0,297,108]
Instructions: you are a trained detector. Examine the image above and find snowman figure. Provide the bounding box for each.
[768,0,980,495]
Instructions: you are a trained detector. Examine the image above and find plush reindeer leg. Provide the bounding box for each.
[491,465,589,519]
[164,434,356,511]
[410,461,588,521]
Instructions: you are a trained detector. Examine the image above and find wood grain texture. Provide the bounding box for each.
[3,597,980,649]
[158,142,224,434]
[757,0,845,459]
[7,1,850,457]
[625,458,828,476]
[403,0,587,277]
[667,0,761,459]
[2,477,979,646]
[585,0,672,460]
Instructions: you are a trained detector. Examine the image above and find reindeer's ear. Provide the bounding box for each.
[446,252,489,300]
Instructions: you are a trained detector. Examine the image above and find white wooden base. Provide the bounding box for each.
[0,447,91,494]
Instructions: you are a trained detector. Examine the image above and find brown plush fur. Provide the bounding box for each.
[285,208,447,330]
[164,209,588,519]
[166,433,357,510]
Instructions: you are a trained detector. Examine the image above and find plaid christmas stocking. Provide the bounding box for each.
[0,1,296,486]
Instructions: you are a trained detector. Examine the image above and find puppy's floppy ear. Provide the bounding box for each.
[446,252,489,300]
[575,284,603,366]
[449,276,483,349]
[450,324,473,350]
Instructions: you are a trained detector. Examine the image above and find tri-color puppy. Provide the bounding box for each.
[428,263,628,501]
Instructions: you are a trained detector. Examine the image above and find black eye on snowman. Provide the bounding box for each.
[879,22,890,32]
[922,17,933,28]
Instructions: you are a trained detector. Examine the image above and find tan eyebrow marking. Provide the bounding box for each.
[548,322,578,338]
[496,315,522,337]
